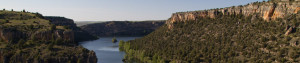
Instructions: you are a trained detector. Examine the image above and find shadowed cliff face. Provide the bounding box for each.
[80,21,165,37]
[31,30,75,43]
[45,16,98,42]
[0,28,26,43]
[0,28,75,43]
[167,1,300,28]
[45,16,77,29]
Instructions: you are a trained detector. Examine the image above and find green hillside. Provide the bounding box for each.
[0,10,97,63]
[120,13,300,62]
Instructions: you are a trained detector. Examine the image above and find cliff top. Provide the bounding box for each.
[167,0,300,29]
[175,1,300,14]
[0,10,50,26]
[0,10,74,32]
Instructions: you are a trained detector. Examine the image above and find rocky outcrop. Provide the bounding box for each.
[80,21,165,37]
[0,27,76,44]
[167,1,300,28]
[45,16,98,42]
[0,28,26,43]
[45,16,77,28]
[32,30,75,43]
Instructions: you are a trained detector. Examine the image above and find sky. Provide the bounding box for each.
[1,0,263,21]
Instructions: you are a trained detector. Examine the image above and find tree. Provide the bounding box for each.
[119,40,125,51]
[5,20,9,23]
[112,37,118,43]
[22,9,26,12]
[119,40,125,47]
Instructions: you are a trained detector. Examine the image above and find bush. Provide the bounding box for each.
[112,37,118,43]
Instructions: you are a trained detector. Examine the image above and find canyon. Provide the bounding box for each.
[80,21,165,37]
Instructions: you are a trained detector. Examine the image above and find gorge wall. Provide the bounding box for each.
[80,21,165,37]
[167,1,300,28]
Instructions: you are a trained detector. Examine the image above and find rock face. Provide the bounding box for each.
[167,1,300,28]
[45,16,98,42]
[32,30,75,42]
[0,28,26,43]
[80,21,165,37]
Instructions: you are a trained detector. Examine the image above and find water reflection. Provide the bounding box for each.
[80,37,140,63]
[98,46,119,51]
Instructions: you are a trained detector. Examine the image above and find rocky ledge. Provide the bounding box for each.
[167,1,300,28]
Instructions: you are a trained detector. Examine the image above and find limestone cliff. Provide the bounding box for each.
[167,1,300,28]
[0,28,75,44]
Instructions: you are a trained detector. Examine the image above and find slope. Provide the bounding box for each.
[120,1,300,63]
[0,10,97,63]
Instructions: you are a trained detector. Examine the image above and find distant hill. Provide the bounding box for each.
[75,21,105,26]
[80,20,165,37]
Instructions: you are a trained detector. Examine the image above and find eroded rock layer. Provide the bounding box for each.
[167,1,300,28]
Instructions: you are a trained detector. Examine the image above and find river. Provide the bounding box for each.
[79,37,140,63]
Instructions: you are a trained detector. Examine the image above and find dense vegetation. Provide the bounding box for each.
[0,10,97,63]
[120,12,300,62]
[0,40,96,63]
[80,21,165,37]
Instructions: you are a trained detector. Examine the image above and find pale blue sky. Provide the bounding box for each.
[1,0,263,21]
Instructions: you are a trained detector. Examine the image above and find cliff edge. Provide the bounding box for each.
[167,1,300,28]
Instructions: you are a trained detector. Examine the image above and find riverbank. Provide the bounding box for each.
[80,37,140,63]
